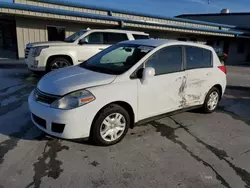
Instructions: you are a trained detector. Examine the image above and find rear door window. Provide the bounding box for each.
[185,46,212,69]
[103,33,128,44]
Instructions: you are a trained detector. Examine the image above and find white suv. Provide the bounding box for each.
[28,39,227,146]
[25,29,149,72]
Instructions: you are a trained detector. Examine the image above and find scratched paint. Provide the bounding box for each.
[178,76,188,108]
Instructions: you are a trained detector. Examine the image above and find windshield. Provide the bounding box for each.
[64,30,87,43]
[79,43,154,75]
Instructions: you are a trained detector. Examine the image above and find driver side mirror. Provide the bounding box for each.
[79,38,88,45]
[142,67,155,84]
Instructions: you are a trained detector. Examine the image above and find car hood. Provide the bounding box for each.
[26,41,73,47]
[37,66,116,96]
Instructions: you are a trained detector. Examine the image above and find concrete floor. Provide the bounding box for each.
[0,66,250,188]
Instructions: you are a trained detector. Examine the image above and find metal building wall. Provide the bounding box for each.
[15,17,209,59]
[177,15,250,29]
[14,0,221,30]
[14,0,108,15]
[15,17,101,58]
[227,41,250,64]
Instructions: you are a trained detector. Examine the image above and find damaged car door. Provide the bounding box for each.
[137,45,186,120]
[184,46,214,106]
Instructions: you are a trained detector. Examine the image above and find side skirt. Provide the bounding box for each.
[134,105,203,127]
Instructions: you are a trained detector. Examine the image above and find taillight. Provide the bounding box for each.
[218,66,227,74]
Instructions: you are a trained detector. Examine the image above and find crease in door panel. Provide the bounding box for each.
[179,76,187,108]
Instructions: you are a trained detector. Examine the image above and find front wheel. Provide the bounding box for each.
[202,87,220,113]
[91,104,130,146]
[46,57,72,72]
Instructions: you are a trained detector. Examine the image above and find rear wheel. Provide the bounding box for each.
[91,104,130,146]
[202,87,220,113]
[46,57,72,72]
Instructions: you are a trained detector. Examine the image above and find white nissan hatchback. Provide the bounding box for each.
[28,39,227,146]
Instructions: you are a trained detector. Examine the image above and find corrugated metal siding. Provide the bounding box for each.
[112,12,218,30]
[124,22,233,37]
[6,5,234,37]
[0,6,119,26]
[17,0,108,16]
[15,0,221,30]
[16,17,47,58]
[15,17,100,58]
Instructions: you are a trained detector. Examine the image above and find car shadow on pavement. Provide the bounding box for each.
[0,70,95,146]
[226,85,250,92]
[218,85,250,125]
[0,70,46,142]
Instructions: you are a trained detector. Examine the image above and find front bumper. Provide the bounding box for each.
[26,56,46,71]
[28,90,97,139]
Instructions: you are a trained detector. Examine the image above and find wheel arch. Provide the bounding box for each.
[212,84,223,100]
[91,101,135,132]
[46,54,74,69]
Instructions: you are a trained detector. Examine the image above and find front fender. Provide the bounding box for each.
[88,80,138,123]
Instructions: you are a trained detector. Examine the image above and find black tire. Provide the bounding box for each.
[91,104,130,146]
[201,87,220,113]
[46,57,72,72]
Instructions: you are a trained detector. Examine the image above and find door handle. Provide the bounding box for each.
[99,48,104,50]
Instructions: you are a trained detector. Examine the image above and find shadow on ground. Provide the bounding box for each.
[0,71,44,140]
[218,85,250,125]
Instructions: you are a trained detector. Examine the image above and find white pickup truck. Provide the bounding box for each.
[25,29,149,72]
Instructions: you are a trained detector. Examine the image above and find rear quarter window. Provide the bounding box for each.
[132,34,150,40]
[185,46,212,69]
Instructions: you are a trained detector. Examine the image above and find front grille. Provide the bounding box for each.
[35,89,60,105]
[25,47,31,58]
[51,123,65,133]
[32,114,46,129]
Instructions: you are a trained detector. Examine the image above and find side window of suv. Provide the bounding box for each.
[103,33,128,44]
[86,32,103,44]
[145,46,183,75]
[186,46,212,69]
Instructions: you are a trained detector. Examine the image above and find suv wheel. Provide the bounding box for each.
[47,57,71,72]
[202,87,220,113]
[91,104,130,146]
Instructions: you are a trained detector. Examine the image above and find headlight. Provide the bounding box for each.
[51,90,95,110]
[32,46,49,57]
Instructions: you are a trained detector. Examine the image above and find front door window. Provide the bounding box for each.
[138,46,185,120]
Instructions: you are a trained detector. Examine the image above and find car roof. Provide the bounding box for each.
[121,39,214,50]
[81,29,149,35]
